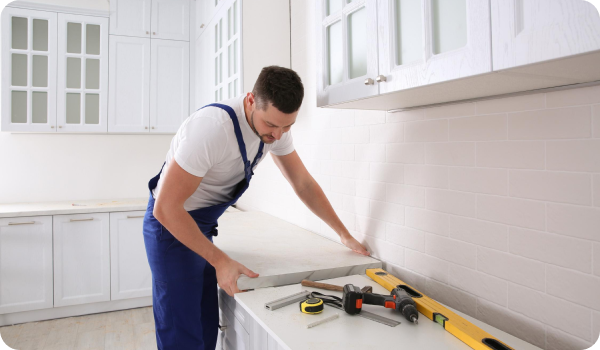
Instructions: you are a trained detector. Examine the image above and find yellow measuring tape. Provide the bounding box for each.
[366,268,514,350]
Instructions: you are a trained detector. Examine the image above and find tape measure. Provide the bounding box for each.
[299,298,324,314]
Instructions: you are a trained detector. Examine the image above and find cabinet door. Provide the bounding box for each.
[109,212,152,300]
[108,35,151,133]
[150,39,190,133]
[492,0,600,71]
[377,0,491,94]
[109,0,152,38]
[221,302,250,350]
[0,216,53,314]
[316,0,379,107]
[1,7,57,132]
[53,213,110,307]
[196,0,227,38]
[56,14,109,133]
[151,0,190,41]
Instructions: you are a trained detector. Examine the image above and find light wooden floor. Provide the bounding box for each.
[0,307,157,350]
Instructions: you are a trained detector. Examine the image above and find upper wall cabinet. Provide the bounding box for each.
[57,14,109,133]
[377,0,491,94]
[1,8,57,132]
[110,0,190,41]
[109,0,152,38]
[491,0,600,71]
[195,0,227,38]
[316,0,379,107]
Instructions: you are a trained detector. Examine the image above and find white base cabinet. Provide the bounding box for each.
[0,216,53,315]
[218,289,286,350]
[109,211,152,300]
[53,213,110,307]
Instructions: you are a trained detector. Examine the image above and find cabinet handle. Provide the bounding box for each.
[70,218,93,222]
[8,221,35,225]
[146,31,149,34]
[51,125,55,129]
[127,215,145,219]
[59,126,62,128]
[152,127,155,129]
[153,32,156,35]
[364,78,374,85]
[145,126,148,129]
[200,24,205,28]
[376,75,387,83]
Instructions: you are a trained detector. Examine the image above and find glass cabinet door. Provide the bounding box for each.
[212,0,241,103]
[56,14,108,132]
[317,0,379,107]
[1,8,57,132]
[377,0,491,95]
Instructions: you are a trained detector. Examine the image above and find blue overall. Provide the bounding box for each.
[143,103,264,350]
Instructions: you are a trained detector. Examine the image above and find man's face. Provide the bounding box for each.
[249,100,298,144]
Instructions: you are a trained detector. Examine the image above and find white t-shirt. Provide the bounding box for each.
[153,95,295,211]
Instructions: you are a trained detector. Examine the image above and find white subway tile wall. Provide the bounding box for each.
[234,1,600,349]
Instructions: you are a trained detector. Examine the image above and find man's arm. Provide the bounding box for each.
[271,151,370,256]
[153,160,258,296]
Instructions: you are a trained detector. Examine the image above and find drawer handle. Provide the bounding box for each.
[127,215,145,219]
[8,221,35,225]
[70,218,93,222]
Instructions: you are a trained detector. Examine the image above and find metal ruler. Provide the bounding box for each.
[327,303,400,327]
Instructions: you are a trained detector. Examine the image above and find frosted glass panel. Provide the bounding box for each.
[219,53,222,83]
[234,79,237,95]
[12,17,27,50]
[66,93,80,124]
[214,56,218,85]
[395,0,423,65]
[86,24,101,55]
[233,1,238,35]
[11,91,27,123]
[67,22,82,53]
[348,7,367,79]
[228,7,232,40]
[86,59,100,89]
[219,19,223,48]
[32,92,47,123]
[228,44,232,77]
[214,22,218,53]
[432,0,467,55]
[12,54,27,86]
[327,21,343,85]
[233,39,238,74]
[32,19,48,51]
[327,0,342,16]
[228,82,232,98]
[67,57,81,89]
[32,55,48,87]
[85,94,99,124]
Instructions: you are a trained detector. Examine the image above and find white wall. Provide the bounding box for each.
[236,1,600,349]
[8,0,109,11]
[0,132,172,203]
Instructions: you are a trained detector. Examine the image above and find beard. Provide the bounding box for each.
[250,111,276,144]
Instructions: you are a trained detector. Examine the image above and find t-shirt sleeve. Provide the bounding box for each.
[269,130,295,156]
[173,115,228,177]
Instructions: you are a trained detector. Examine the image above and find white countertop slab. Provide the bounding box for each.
[234,274,542,350]
[0,198,242,218]
[215,211,382,290]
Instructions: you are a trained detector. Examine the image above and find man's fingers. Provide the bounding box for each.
[242,266,259,278]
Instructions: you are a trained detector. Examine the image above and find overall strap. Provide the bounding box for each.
[202,103,264,179]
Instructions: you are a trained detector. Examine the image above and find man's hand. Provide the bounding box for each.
[341,234,370,256]
[215,256,259,296]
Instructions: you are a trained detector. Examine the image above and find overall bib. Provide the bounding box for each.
[143,103,264,350]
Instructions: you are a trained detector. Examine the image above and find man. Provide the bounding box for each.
[143,66,369,349]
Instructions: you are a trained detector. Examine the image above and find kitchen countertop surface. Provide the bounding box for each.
[0,198,242,218]
[215,211,382,290]
[234,274,543,350]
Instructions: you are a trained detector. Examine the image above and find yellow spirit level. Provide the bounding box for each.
[366,268,514,350]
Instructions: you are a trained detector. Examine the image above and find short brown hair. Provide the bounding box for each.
[252,66,304,114]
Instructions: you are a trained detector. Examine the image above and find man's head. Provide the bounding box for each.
[244,66,304,144]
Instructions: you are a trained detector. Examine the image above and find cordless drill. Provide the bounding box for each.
[342,284,419,324]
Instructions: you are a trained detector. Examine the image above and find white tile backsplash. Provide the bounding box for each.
[233,2,600,348]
